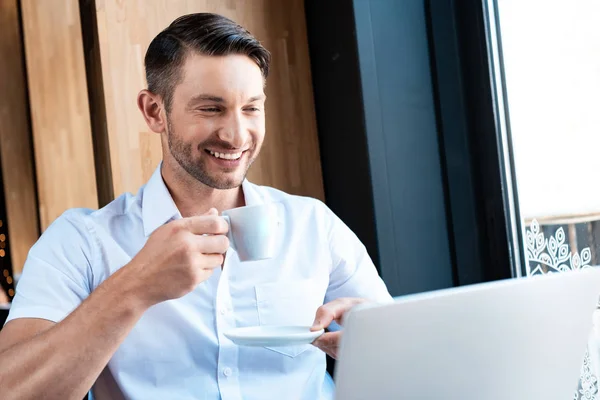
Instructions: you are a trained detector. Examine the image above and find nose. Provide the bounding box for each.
[217,110,248,149]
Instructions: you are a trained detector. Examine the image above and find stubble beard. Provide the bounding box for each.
[166,116,254,190]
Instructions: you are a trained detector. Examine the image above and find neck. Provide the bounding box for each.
[160,158,245,217]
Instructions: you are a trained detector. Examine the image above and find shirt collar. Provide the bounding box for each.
[240,178,264,207]
[142,163,182,237]
[142,163,264,236]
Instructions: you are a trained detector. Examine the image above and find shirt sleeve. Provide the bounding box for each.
[4,209,95,326]
[324,207,393,305]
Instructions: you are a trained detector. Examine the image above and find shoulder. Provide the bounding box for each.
[31,192,139,254]
[87,191,140,224]
[247,182,333,217]
[245,182,341,242]
[58,191,140,234]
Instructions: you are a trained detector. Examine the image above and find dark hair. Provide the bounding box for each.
[144,13,271,112]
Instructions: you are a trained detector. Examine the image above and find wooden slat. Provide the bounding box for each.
[0,0,40,274]
[93,0,324,200]
[20,0,99,230]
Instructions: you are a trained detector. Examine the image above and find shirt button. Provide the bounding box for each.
[220,307,228,315]
[223,367,232,377]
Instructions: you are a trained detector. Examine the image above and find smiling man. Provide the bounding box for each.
[0,13,391,400]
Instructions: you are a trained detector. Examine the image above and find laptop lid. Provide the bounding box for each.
[335,268,600,400]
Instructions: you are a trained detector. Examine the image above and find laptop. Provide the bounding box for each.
[334,268,600,400]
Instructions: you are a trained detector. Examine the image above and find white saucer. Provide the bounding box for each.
[224,325,324,347]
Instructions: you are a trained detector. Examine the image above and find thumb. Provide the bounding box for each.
[311,307,334,331]
[311,298,367,331]
[203,207,219,216]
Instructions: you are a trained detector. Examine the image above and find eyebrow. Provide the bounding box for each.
[187,93,266,107]
[188,94,225,105]
[247,94,267,102]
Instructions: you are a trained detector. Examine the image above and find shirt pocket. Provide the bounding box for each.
[255,279,323,358]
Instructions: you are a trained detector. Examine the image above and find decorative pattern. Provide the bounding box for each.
[525,219,592,276]
[525,219,597,400]
[576,350,598,400]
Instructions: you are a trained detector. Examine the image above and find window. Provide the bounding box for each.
[491,0,600,276]
[488,1,600,398]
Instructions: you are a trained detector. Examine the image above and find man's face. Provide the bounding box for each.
[165,53,266,189]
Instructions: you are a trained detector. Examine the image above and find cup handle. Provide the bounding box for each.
[221,215,230,225]
[221,215,234,249]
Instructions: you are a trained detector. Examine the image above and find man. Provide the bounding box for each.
[0,13,391,400]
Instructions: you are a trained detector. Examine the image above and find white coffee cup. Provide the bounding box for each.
[221,203,281,262]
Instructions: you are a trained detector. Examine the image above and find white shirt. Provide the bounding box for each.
[6,164,392,400]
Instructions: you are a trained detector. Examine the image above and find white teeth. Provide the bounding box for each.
[208,150,243,160]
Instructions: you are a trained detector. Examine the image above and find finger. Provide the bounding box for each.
[203,208,219,216]
[316,344,338,359]
[197,234,230,254]
[312,331,340,348]
[200,254,225,269]
[311,298,366,331]
[181,215,229,235]
[323,346,338,359]
[312,332,341,359]
[311,302,343,331]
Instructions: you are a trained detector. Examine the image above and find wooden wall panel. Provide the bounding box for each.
[21,0,98,230]
[93,0,325,200]
[0,0,40,274]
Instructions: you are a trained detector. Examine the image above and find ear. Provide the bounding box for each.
[137,89,166,134]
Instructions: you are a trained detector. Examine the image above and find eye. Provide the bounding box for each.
[245,107,261,112]
[199,107,220,112]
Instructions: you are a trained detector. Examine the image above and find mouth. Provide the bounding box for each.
[205,149,245,160]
